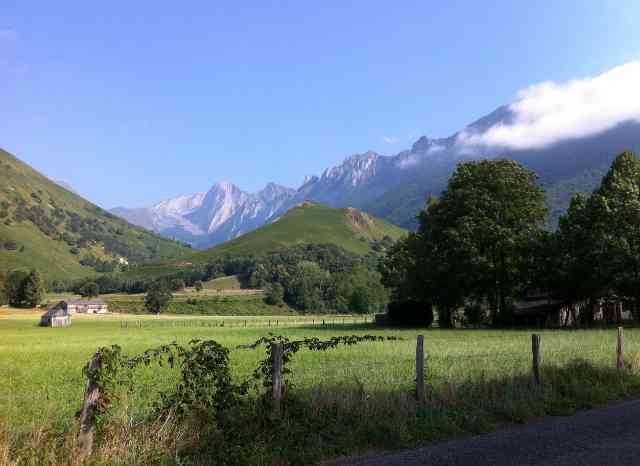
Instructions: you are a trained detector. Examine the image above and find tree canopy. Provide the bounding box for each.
[383,159,548,326]
[144,282,173,314]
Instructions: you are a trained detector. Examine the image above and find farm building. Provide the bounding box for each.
[513,290,633,327]
[66,299,109,314]
[41,302,71,327]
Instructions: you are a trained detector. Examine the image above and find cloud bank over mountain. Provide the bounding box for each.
[113,61,640,246]
[458,61,640,150]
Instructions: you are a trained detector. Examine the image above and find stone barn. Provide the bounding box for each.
[41,302,71,327]
[67,299,109,314]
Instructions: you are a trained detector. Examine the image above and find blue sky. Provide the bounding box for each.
[1,1,639,207]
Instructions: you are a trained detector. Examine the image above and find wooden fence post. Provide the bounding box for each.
[416,335,426,405]
[77,352,103,459]
[532,334,541,386]
[271,343,283,415]
[617,327,625,371]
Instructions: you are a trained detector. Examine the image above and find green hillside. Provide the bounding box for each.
[0,148,192,281]
[125,202,406,279]
[191,202,406,262]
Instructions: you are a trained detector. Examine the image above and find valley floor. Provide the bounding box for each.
[2,312,640,465]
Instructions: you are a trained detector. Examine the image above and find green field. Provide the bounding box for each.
[203,274,244,290]
[3,311,640,465]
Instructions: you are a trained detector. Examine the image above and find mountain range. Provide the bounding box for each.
[112,105,640,249]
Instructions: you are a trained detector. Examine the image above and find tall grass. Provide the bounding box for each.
[2,313,640,465]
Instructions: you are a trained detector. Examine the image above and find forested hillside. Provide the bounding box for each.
[0,148,192,282]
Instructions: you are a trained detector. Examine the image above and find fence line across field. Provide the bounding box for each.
[77,327,628,456]
[118,315,376,329]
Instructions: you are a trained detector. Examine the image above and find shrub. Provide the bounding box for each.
[386,300,434,326]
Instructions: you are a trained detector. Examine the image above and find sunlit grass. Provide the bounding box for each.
[2,311,637,436]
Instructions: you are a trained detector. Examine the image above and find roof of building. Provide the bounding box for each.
[42,302,70,317]
[67,299,107,305]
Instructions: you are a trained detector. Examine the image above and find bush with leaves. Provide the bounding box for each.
[144,282,172,314]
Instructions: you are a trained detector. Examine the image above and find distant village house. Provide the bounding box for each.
[67,298,109,314]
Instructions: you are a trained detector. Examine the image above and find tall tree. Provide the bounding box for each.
[144,282,173,315]
[22,269,45,308]
[596,151,640,318]
[393,159,548,326]
[6,270,29,307]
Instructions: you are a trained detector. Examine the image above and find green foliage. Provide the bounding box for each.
[287,261,330,311]
[334,265,389,313]
[85,339,246,421]
[79,281,100,298]
[264,282,284,306]
[5,270,29,307]
[144,282,173,314]
[554,151,640,317]
[22,269,45,307]
[168,278,186,292]
[3,269,45,308]
[194,280,203,292]
[107,294,296,316]
[241,334,403,390]
[248,244,388,313]
[383,159,548,327]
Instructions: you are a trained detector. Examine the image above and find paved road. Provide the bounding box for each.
[330,400,640,466]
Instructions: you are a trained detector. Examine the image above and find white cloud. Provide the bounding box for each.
[382,136,398,144]
[458,61,640,150]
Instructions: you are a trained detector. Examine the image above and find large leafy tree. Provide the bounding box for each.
[421,160,547,325]
[596,151,640,317]
[384,159,548,326]
[557,151,640,319]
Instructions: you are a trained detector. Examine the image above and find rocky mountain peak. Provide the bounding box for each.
[258,182,295,201]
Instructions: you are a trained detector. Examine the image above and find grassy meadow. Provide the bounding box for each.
[3,308,640,465]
